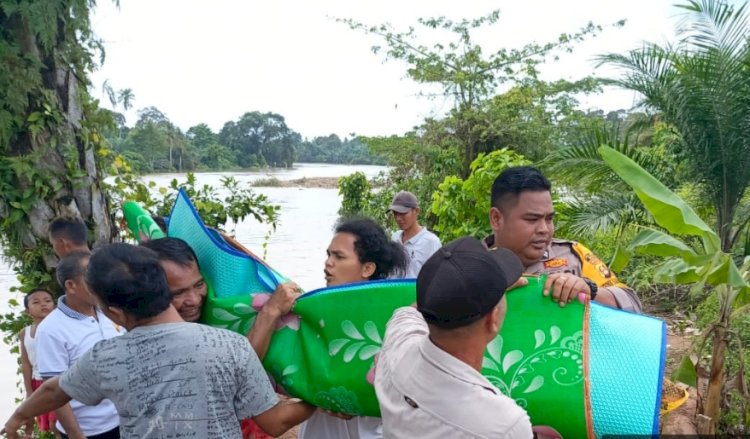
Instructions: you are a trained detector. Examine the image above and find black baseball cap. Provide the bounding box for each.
[417,236,523,329]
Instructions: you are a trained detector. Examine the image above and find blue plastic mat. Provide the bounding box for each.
[588,303,665,437]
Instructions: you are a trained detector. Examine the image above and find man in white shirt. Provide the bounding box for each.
[388,191,441,278]
[36,251,122,439]
[374,237,534,438]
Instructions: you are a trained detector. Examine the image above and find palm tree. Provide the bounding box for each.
[596,0,750,430]
[598,0,750,254]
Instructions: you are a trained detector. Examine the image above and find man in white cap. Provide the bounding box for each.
[388,191,441,278]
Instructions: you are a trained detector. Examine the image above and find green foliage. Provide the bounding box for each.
[297,135,386,165]
[694,294,750,432]
[341,10,619,174]
[338,172,371,217]
[108,172,279,235]
[219,112,299,168]
[599,0,750,252]
[430,149,530,241]
[600,144,750,429]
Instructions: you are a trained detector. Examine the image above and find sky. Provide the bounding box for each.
[90,0,681,140]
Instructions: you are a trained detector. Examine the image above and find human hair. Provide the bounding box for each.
[23,288,54,309]
[140,237,199,269]
[55,251,90,291]
[335,217,408,280]
[48,216,88,246]
[491,166,552,211]
[85,243,172,319]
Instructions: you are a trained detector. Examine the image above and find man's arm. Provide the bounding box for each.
[252,399,317,437]
[247,282,301,360]
[1,377,72,439]
[54,404,86,439]
[571,242,643,312]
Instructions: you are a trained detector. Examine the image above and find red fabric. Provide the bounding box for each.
[31,379,57,431]
[240,418,272,439]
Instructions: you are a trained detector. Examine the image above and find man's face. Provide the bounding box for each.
[490,190,554,268]
[161,260,207,322]
[392,208,419,231]
[49,235,67,258]
[324,232,372,287]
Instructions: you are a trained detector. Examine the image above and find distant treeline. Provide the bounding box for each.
[103,107,385,174]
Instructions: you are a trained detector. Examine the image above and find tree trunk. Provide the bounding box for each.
[703,292,731,430]
[3,7,114,270]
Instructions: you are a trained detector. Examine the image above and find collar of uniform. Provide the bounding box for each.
[482,234,495,249]
[57,296,96,321]
[419,336,498,395]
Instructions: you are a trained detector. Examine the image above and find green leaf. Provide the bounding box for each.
[481,356,499,372]
[653,258,702,284]
[609,244,630,273]
[211,308,238,323]
[358,345,380,361]
[341,320,364,340]
[599,146,720,253]
[628,229,697,258]
[670,355,697,388]
[363,321,381,344]
[328,339,349,356]
[343,341,366,363]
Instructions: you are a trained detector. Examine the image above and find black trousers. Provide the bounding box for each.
[60,427,120,439]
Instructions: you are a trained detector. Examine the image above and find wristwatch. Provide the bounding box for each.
[582,277,598,300]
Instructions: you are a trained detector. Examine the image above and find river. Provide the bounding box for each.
[0,163,388,417]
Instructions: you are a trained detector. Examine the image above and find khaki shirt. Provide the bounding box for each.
[375,307,533,439]
[484,236,642,313]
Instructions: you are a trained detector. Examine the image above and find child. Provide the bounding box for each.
[19,288,57,435]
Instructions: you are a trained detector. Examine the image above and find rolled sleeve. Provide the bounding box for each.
[604,286,642,313]
[382,307,428,351]
[36,328,69,379]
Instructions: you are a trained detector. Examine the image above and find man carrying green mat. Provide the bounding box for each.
[375,236,536,438]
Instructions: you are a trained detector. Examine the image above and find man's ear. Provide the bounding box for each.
[484,306,501,336]
[64,278,76,294]
[489,206,504,232]
[361,261,376,279]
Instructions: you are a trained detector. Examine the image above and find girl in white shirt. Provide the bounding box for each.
[19,288,57,435]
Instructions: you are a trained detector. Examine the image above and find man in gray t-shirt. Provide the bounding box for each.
[2,244,315,439]
[61,322,273,437]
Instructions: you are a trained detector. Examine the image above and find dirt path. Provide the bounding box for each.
[660,313,700,435]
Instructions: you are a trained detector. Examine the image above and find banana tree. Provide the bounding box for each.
[599,145,750,429]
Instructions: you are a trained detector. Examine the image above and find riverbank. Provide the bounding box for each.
[251,176,340,189]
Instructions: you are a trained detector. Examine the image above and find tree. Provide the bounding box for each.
[0,1,116,259]
[342,11,619,175]
[0,1,117,340]
[187,123,218,151]
[219,112,300,168]
[599,0,750,253]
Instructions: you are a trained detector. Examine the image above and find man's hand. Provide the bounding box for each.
[1,413,34,439]
[507,276,530,291]
[543,273,591,307]
[263,282,302,318]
